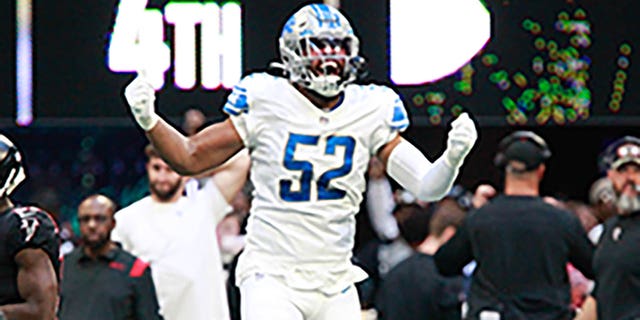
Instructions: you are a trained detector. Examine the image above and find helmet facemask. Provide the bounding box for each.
[279,4,362,98]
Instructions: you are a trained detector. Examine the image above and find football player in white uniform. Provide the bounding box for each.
[124,3,478,320]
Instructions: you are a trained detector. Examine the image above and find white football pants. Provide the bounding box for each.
[239,273,361,320]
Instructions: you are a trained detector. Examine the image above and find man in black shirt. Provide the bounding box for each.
[376,197,467,320]
[578,136,640,320]
[58,194,163,320]
[434,131,595,320]
[0,134,60,320]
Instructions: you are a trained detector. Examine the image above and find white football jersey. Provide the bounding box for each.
[224,73,409,293]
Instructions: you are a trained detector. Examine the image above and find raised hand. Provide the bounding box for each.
[444,112,478,168]
[124,71,159,131]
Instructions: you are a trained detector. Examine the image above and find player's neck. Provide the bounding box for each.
[296,85,342,111]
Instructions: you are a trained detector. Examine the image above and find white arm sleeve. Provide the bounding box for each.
[386,141,459,202]
[366,177,400,240]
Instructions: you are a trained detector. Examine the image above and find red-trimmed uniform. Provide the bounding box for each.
[0,205,60,305]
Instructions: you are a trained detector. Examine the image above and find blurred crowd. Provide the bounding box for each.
[2,109,638,320]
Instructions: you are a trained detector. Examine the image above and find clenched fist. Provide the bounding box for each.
[124,74,159,131]
[444,112,478,168]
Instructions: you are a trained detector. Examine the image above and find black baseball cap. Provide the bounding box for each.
[494,131,551,172]
[504,141,547,170]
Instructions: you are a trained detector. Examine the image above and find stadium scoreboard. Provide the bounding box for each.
[1,0,638,126]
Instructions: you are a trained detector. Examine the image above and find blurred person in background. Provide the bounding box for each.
[376,197,467,320]
[564,200,598,313]
[0,134,60,320]
[470,183,497,209]
[26,186,77,257]
[357,155,477,315]
[218,210,247,320]
[218,186,252,270]
[220,186,252,320]
[58,194,162,320]
[578,136,640,320]
[435,130,594,320]
[588,177,618,224]
[218,210,247,276]
[564,201,599,243]
[354,158,414,310]
[111,144,249,320]
[181,107,207,137]
[584,176,618,245]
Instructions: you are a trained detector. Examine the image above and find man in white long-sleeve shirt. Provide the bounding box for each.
[112,144,250,320]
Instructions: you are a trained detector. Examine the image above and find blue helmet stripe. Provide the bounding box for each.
[318,4,333,28]
[310,4,323,28]
[317,4,339,29]
[332,12,341,27]
[282,16,295,35]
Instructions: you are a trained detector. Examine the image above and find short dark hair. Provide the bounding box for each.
[78,194,118,218]
[394,203,433,247]
[429,198,467,237]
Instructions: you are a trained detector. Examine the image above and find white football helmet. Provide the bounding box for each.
[0,134,26,197]
[279,3,362,98]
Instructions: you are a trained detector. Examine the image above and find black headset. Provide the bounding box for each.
[493,131,552,169]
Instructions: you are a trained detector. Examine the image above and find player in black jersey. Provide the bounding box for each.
[0,134,60,320]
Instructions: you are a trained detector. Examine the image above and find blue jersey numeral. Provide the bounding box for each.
[280,134,319,202]
[280,133,356,202]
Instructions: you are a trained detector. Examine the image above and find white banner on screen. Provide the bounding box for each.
[389,0,491,85]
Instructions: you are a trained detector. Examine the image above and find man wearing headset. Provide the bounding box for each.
[434,131,595,320]
[577,136,640,320]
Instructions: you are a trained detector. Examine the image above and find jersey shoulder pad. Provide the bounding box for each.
[6,206,59,256]
[358,83,409,131]
[223,72,280,116]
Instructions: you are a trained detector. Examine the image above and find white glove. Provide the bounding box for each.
[444,112,478,168]
[124,74,159,131]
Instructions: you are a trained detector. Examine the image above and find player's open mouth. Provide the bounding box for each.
[320,61,340,75]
